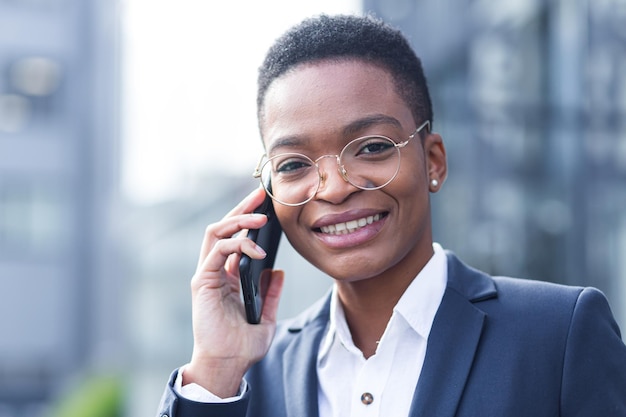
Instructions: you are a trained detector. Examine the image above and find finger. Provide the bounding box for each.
[260,270,285,324]
[224,251,242,277]
[199,236,267,277]
[197,188,267,266]
[198,212,268,269]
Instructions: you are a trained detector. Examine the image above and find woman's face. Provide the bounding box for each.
[259,60,446,283]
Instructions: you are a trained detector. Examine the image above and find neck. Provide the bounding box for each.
[336,243,434,358]
[337,283,398,358]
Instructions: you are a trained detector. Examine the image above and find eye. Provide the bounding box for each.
[351,137,396,158]
[277,160,308,173]
[272,154,313,175]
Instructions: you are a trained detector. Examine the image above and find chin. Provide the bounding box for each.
[312,255,388,282]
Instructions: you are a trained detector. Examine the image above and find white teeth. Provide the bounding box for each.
[320,214,381,235]
[346,220,358,231]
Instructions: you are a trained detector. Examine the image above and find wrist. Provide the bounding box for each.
[184,356,250,398]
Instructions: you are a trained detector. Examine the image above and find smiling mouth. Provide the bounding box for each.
[317,213,386,235]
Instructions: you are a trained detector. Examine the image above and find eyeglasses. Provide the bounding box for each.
[253,120,431,206]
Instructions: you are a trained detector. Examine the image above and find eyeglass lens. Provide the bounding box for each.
[260,136,401,206]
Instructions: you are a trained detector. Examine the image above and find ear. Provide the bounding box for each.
[424,133,447,193]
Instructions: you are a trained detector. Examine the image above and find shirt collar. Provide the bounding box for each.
[394,242,447,338]
[318,243,448,360]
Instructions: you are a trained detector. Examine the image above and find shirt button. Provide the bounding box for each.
[361,392,374,405]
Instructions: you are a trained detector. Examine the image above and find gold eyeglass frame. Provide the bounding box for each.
[253,120,431,206]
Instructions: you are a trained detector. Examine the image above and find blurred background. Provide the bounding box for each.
[0,0,624,416]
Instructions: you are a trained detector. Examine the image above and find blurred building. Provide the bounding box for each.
[365,0,626,329]
[0,1,121,416]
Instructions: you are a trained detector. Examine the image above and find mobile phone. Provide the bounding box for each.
[239,187,282,324]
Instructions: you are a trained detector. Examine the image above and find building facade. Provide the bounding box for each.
[0,1,120,415]
[365,0,626,329]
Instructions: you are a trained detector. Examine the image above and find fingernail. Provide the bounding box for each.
[255,245,267,256]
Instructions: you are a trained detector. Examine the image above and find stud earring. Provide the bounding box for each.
[430,179,439,188]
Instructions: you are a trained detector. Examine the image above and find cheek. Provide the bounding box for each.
[275,206,318,265]
[274,205,302,239]
[395,148,428,192]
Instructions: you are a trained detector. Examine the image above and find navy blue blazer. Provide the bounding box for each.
[157,253,626,417]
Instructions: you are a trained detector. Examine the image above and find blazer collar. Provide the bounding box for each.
[281,252,498,417]
[444,250,498,302]
[282,292,331,417]
[408,251,497,417]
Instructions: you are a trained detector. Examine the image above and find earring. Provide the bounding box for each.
[430,179,439,188]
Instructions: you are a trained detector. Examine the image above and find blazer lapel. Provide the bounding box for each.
[409,253,497,417]
[282,294,331,417]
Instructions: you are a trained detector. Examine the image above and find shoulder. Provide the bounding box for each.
[484,276,594,334]
[445,250,586,312]
[441,252,626,413]
[444,251,614,337]
[480,275,591,330]
[491,275,584,308]
[488,276,616,327]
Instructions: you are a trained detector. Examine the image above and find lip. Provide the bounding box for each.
[312,209,389,248]
[312,209,385,229]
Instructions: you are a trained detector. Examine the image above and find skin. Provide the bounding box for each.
[184,59,447,396]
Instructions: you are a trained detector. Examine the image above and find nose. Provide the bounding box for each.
[314,155,357,203]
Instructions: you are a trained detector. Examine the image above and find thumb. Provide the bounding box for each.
[260,270,285,323]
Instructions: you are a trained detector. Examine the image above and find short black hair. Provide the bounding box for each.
[257,14,433,129]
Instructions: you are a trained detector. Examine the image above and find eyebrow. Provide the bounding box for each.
[342,114,403,137]
[267,114,404,155]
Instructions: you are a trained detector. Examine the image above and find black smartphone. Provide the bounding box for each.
[239,187,282,324]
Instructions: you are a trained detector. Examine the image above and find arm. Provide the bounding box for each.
[560,287,626,415]
[155,188,285,417]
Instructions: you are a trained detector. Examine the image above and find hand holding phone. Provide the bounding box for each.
[184,187,284,396]
[239,190,282,324]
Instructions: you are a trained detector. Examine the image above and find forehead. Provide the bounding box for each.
[259,60,414,151]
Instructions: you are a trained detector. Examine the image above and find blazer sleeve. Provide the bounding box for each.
[560,287,626,415]
[155,369,250,417]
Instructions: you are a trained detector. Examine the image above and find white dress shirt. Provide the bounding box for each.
[176,243,448,417]
[317,243,447,417]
